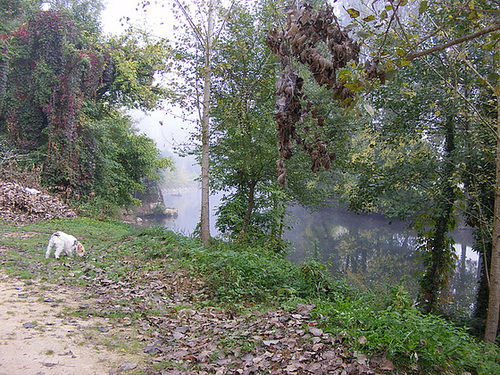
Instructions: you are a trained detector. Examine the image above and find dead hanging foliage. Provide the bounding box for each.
[266,3,384,185]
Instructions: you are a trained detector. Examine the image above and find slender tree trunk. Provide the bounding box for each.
[239,181,256,239]
[200,0,214,245]
[270,194,286,251]
[484,88,500,342]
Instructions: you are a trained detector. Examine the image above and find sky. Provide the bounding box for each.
[101,0,173,36]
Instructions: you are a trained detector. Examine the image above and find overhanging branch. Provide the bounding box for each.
[406,23,500,61]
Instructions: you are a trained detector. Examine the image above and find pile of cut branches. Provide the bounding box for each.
[0,180,76,223]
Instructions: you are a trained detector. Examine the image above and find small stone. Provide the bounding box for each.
[296,304,316,315]
[119,362,137,371]
[144,345,162,355]
[312,343,324,352]
[309,327,323,337]
[263,340,279,346]
[23,322,36,329]
[311,337,322,344]
[380,358,395,371]
[173,331,184,340]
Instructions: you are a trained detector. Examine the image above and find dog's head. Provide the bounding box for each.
[74,240,85,257]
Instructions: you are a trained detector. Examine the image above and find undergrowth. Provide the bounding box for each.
[1,220,499,374]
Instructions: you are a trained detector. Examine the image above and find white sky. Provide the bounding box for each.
[101,0,171,36]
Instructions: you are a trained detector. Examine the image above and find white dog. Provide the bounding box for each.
[45,231,85,259]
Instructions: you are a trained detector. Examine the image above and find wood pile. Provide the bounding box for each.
[0,180,76,223]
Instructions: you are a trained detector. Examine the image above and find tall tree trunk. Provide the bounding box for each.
[200,0,214,245]
[484,88,500,342]
[420,113,456,314]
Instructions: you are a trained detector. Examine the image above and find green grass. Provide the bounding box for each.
[1,218,499,374]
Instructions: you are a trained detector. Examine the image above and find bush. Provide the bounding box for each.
[192,242,297,303]
[136,225,202,260]
[312,285,500,374]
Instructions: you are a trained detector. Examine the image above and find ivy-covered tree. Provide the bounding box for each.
[0,5,171,207]
[356,53,468,314]
[343,0,500,338]
[0,0,41,34]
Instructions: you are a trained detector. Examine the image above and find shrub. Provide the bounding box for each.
[312,286,500,374]
[193,242,297,303]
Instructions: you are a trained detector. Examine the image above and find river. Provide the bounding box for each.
[157,189,478,313]
[285,204,478,313]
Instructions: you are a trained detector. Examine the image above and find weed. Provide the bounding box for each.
[218,335,256,356]
[17,270,33,279]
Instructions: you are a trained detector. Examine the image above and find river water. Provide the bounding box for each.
[157,189,478,313]
[285,204,478,313]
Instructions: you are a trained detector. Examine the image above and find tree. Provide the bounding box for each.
[360,54,466,314]
[200,0,214,245]
[89,115,172,208]
[167,0,235,244]
[0,0,41,34]
[367,0,500,342]
[1,4,171,207]
[348,0,500,340]
[209,1,282,242]
[42,0,104,34]
[266,0,500,337]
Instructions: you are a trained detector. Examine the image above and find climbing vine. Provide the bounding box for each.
[4,10,109,191]
[1,9,170,200]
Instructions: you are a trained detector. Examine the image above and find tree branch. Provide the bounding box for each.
[406,24,500,61]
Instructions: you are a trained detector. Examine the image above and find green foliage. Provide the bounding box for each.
[136,225,201,260]
[0,0,39,34]
[295,260,339,300]
[194,243,297,303]
[101,30,171,111]
[208,2,283,242]
[313,285,500,374]
[45,0,104,36]
[1,218,498,374]
[88,115,172,207]
[214,186,287,247]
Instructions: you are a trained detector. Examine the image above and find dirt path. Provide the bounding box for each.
[0,273,141,375]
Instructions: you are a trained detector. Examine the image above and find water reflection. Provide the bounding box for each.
[157,188,222,236]
[284,205,478,313]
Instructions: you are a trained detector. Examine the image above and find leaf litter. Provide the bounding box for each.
[2,245,398,374]
[81,266,398,374]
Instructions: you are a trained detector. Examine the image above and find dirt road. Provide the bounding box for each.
[0,273,141,375]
